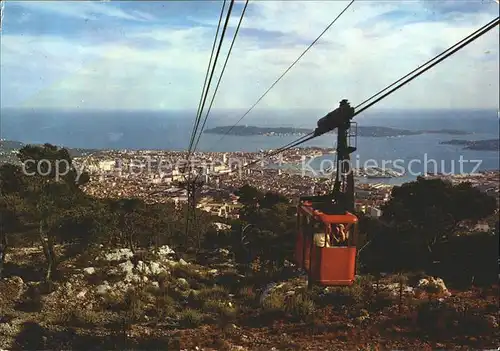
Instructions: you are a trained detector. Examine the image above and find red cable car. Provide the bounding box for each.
[295,198,358,286]
[295,99,358,287]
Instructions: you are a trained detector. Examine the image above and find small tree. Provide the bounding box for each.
[381,178,496,253]
[13,144,89,281]
[234,185,262,206]
[234,185,296,269]
[369,177,497,273]
[0,194,25,278]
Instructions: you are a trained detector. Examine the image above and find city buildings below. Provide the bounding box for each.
[16,148,496,221]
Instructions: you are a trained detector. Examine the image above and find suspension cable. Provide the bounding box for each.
[187,0,235,164]
[354,16,500,112]
[354,16,499,117]
[224,132,316,175]
[207,0,356,150]
[187,0,227,157]
[192,0,250,154]
[217,16,499,176]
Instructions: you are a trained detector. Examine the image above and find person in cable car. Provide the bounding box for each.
[313,222,331,247]
[331,224,349,246]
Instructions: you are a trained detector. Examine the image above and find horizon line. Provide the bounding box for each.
[1,107,498,112]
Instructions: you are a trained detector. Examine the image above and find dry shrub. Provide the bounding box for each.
[285,293,315,321]
[415,297,496,337]
[101,287,155,323]
[154,294,177,319]
[53,307,105,327]
[373,290,394,310]
[324,284,364,306]
[188,285,229,310]
[203,299,227,313]
[262,291,286,313]
[197,285,229,301]
[86,269,128,286]
[237,286,257,306]
[204,299,236,314]
[179,308,205,328]
[261,291,315,321]
[171,264,203,281]
[101,291,126,311]
[202,299,238,327]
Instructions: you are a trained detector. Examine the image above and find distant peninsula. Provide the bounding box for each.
[204,125,471,137]
[440,139,499,151]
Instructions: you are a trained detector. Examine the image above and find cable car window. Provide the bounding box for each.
[312,220,329,248]
[331,223,348,246]
[330,222,357,247]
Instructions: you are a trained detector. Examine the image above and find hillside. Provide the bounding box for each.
[0,144,498,350]
[1,245,498,350]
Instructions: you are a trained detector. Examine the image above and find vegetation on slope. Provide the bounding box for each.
[0,143,498,350]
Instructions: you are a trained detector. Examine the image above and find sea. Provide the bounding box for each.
[1,107,498,185]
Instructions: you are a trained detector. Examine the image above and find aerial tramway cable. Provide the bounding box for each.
[353,16,500,114]
[218,15,500,176]
[187,0,235,161]
[191,0,250,154]
[184,0,234,239]
[187,0,228,159]
[207,0,356,150]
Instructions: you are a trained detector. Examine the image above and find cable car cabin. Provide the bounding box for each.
[295,199,358,286]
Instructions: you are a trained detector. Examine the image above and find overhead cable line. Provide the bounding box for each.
[186,0,235,163]
[243,132,316,170]
[230,131,316,174]
[206,132,317,180]
[216,15,499,176]
[183,1,231,240]
[258,131,315,160]
[353,15,500,112]
[208,0,356,150]
[353,16,499,117]
[187,0,228,158]
[191,0,250,154]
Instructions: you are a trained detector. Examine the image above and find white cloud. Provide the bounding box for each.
[13,1,155,22]
[1,1,498,112]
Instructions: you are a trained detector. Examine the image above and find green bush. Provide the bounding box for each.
[262,292,286,313]
[197,285,229,301]
[155,294,177,318]
[179,308,205,328]
[202,299,237,320]
[285,293,315,321]
[237,286,257,305]
[324,284,364,306]
[54,307,106,327]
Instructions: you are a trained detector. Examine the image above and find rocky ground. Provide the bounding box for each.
[0,245,498,350]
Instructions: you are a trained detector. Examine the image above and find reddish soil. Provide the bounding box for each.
[173,287,499,350]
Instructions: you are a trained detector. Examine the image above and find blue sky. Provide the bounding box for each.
[1,0,498,111]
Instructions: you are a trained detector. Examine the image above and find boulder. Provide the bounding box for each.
[416,277,451,297]
[83,267,96,275]
[103,248,134,261]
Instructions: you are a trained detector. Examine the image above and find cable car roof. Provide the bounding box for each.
[299,201,358,224]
